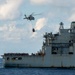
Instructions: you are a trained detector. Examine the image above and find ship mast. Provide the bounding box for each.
[59,22,64,29]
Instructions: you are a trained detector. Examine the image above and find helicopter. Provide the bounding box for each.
[23,13,41,21]
[23,14,35,21]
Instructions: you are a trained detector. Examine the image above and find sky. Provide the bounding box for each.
[0,0,75,55]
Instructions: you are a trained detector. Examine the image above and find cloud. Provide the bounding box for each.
[30,0,52,5]
[29,18,47,38]
[68,8,75,22]
[31,32,37,38]
[0,22,27,41]
[30,0,75,7]
[0,0,23,20]
[34,18,47,31]
[0,22,42,42]
[0,25,8,31]
[48,24,59,33]
[68,14,75,22]
[52,0,75,7]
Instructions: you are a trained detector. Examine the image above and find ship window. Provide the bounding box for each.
[74,27,75,29]
[18,57,22,60]
[12,57,17,60]
[52,47,57,54]
[69,52,73,54]
[7,57,9,60]
[52,52,57,54]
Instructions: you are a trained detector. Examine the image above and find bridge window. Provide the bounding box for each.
[18,57,22,60]
[12,57,17,60]
[7,57,10,60]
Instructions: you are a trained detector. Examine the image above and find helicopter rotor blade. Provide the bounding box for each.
[30,12,34,16]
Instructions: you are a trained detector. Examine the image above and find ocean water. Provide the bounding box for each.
[0,59,75,75]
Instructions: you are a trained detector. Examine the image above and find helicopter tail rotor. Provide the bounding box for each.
[23,14,27,19]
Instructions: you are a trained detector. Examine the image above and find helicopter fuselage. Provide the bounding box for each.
[24,15,35,21]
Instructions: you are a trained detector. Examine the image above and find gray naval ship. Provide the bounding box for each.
[2,21,75,68]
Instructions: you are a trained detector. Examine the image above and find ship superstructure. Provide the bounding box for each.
[2,22,75,68]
